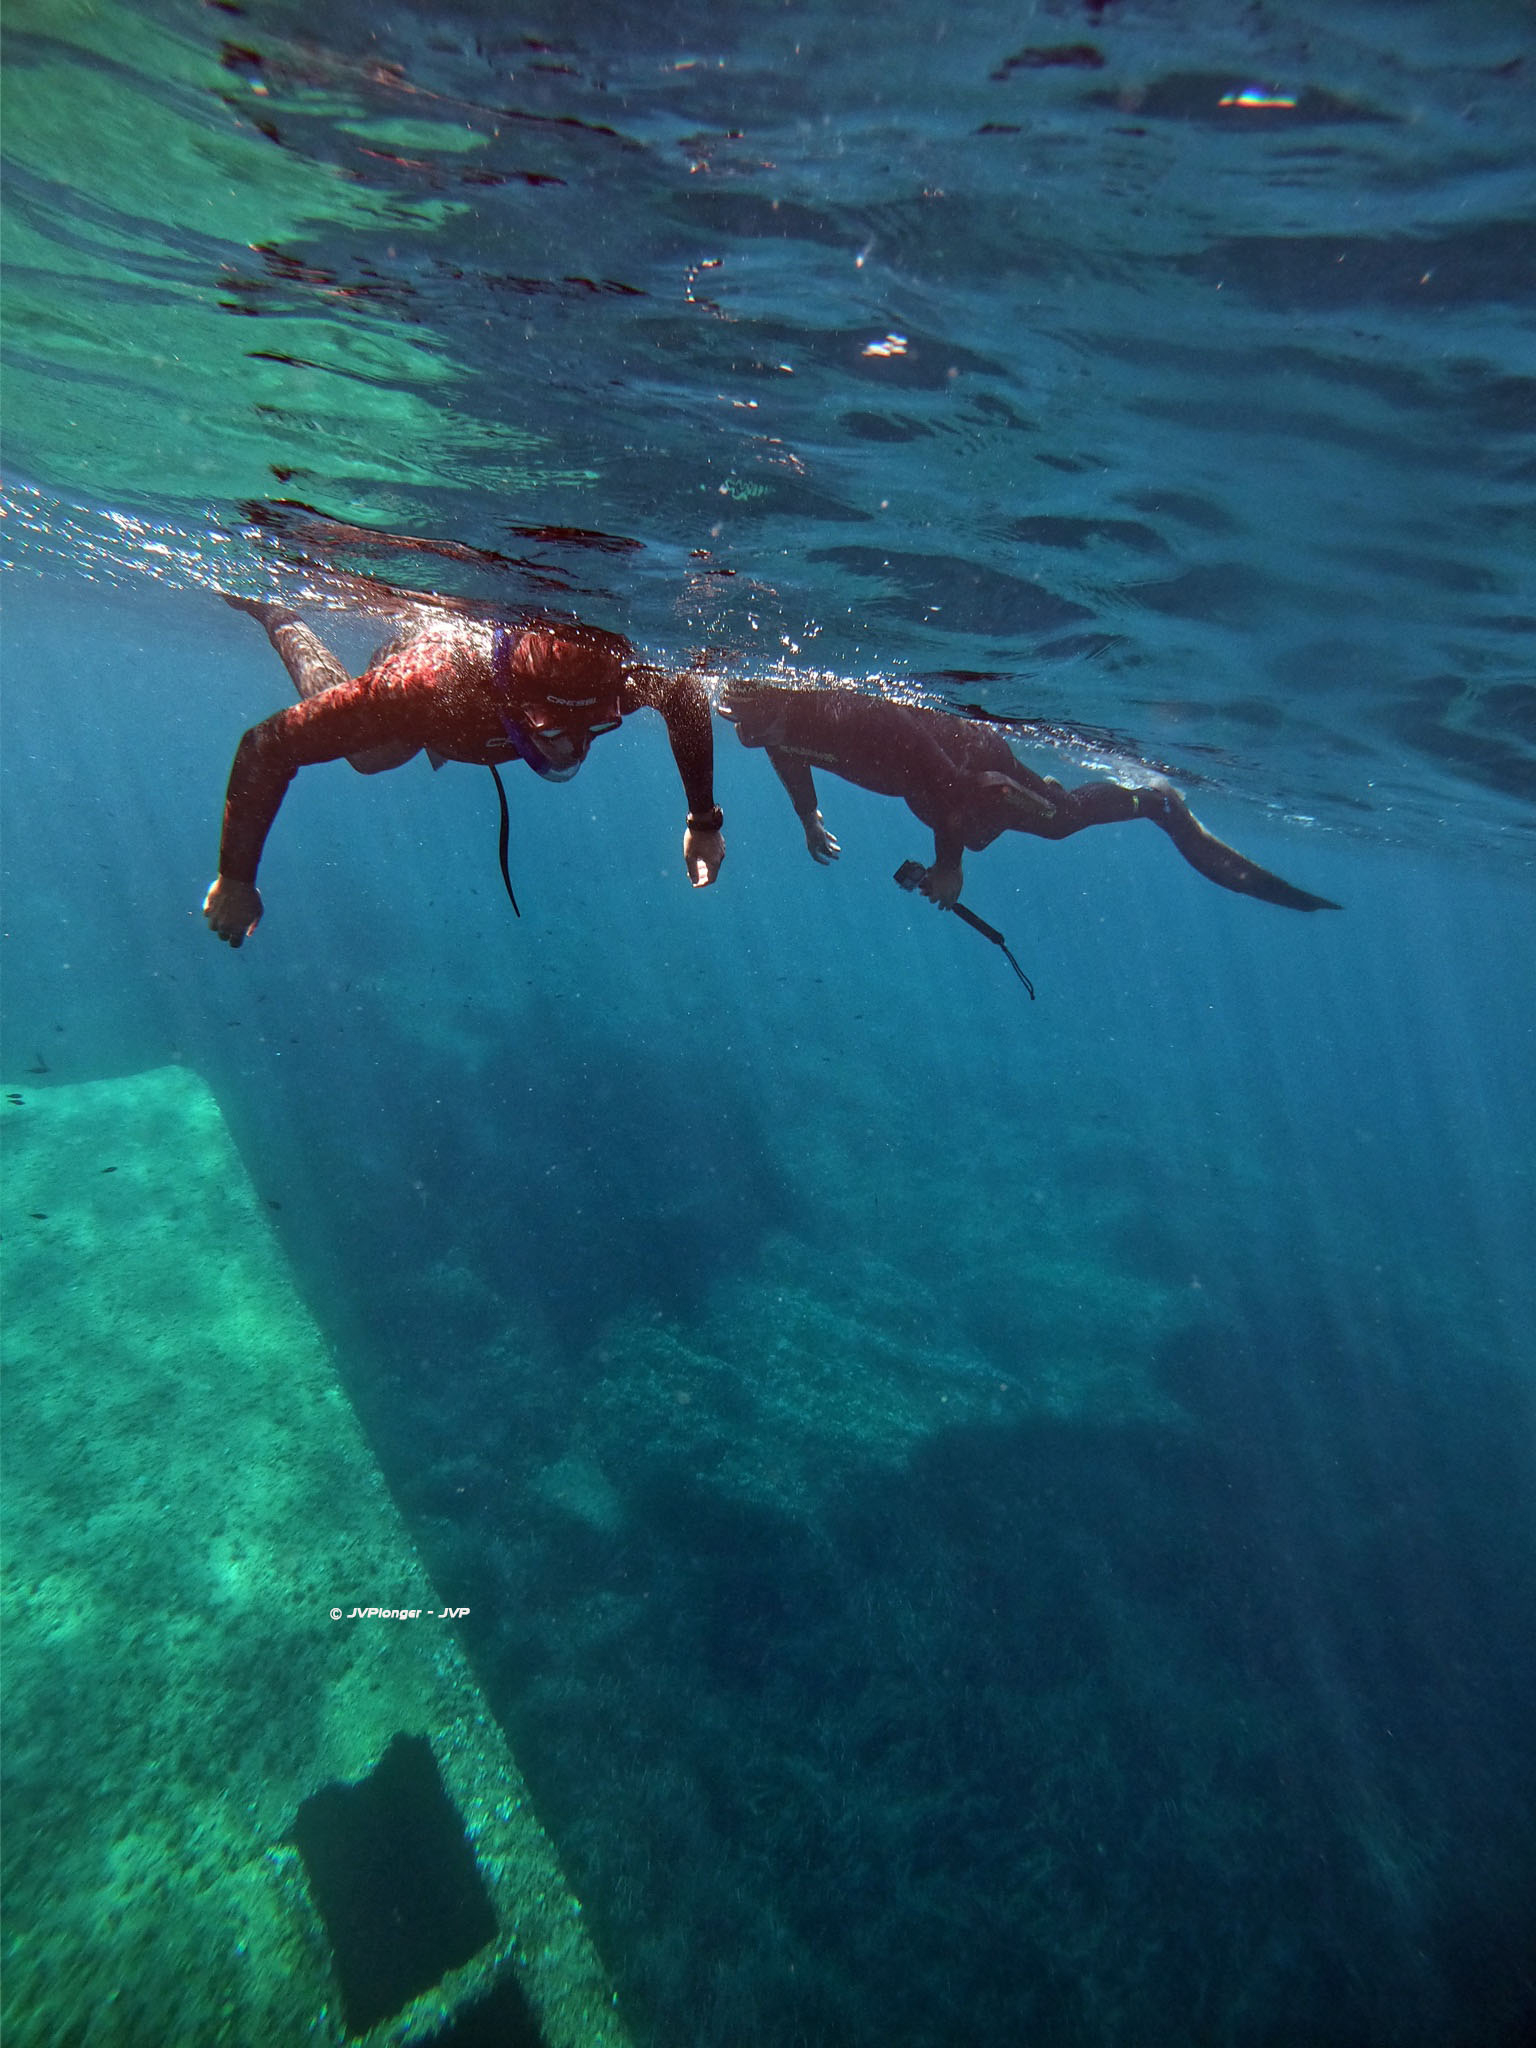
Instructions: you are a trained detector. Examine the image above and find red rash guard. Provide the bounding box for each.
[216,618,716,888]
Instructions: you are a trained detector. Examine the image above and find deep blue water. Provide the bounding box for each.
[4,1,1536,2042]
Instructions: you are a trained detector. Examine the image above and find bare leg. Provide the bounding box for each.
[1026,776,1340,911]
[224,595,348,699]
[223,596,418,774]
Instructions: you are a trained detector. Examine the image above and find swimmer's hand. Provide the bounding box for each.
[203,876,263,947]
[684,823,724,889]
[916,860,963,909]
[802,811,841,864]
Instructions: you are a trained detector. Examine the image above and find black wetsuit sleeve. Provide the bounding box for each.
[628,668,716,816]
[764,747,819,821]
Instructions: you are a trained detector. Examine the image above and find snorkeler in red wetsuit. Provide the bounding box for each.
[721,680,1338,912]
[204,599,724,946]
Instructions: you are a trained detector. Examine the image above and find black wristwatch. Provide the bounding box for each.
[687,806,724,833]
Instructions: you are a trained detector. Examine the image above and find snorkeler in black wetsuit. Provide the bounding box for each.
[721,680,1339,912]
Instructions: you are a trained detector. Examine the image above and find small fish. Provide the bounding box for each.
[100,1166,118,1174]
[29,1212,47,1221]
[6,1093,22,1106]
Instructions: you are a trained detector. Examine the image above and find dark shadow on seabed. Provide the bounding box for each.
[212,984,796,1379]
[361,1244,1536,2048]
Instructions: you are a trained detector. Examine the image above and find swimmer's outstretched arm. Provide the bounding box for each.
[627,666,725,888]
[762,748,840,864]
[204,681,436,946]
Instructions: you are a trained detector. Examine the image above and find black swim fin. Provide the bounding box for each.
[1143,786,1341,911]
